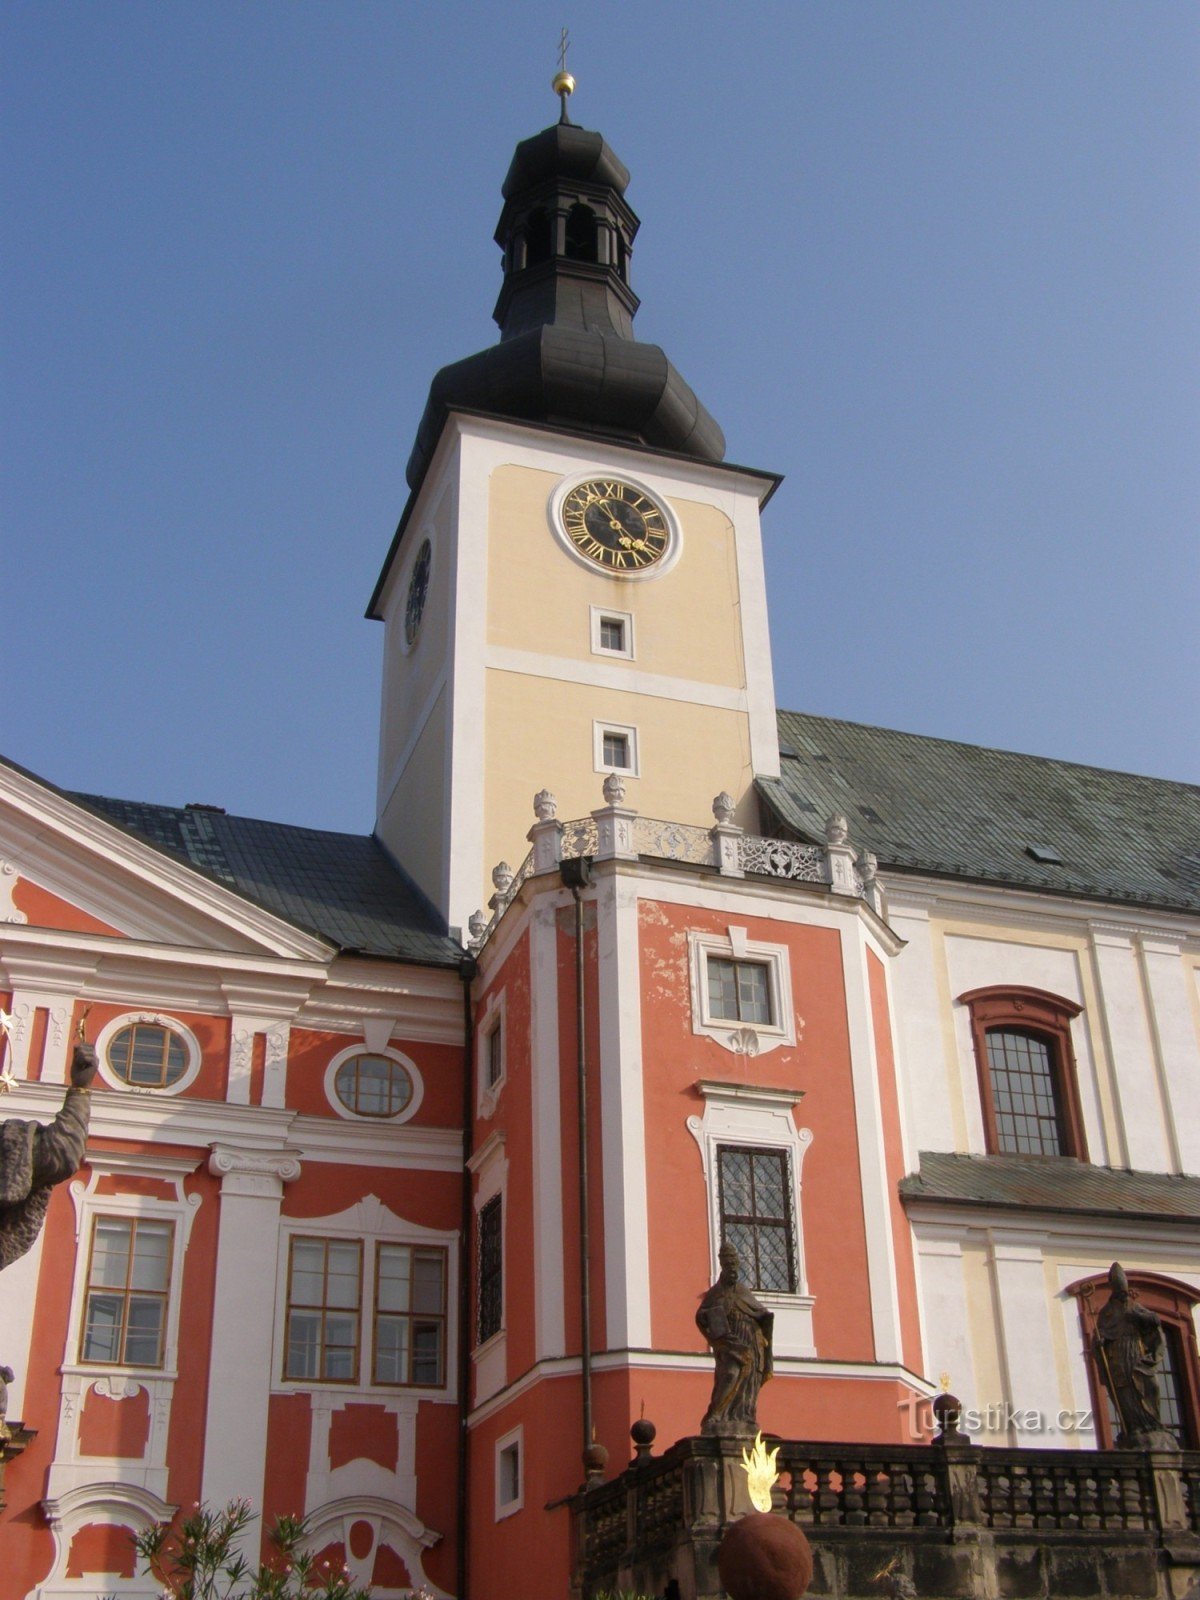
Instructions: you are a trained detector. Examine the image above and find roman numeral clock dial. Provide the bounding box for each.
[552,476,676,577]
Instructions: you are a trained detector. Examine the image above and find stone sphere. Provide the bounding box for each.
[717,1511,812,1600]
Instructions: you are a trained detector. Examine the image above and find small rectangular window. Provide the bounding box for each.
[478,1195,503,1344]
[487,1023,503,1090]
[590,606,634,658]
[285,1236,362,1382]
[81,1216,173,1367]
[496,1426,523,1518]
[603,731,629,768]
[707,957,773,1025]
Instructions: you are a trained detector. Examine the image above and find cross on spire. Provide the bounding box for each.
[552,27,576,123]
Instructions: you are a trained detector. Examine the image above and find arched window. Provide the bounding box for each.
[564,202,598,262]
[960,986,1087,1158]
[1068,1271,1200,1448]
[524,208,552,266]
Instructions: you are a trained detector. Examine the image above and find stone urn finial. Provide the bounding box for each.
[712,791,736,825]
[491,861,514,896]
[825,812,850,846]
[602,771,626,806]
[467,909,487,944]
[533,789,558,821]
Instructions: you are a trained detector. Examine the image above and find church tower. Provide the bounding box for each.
[369,82,781,932]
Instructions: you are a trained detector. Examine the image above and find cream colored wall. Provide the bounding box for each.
[377,688,450,915]
[479,673,755,903]
[378,477,456,800]
[487,465,747,688]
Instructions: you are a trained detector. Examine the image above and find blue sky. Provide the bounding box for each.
[4,1,1197,833]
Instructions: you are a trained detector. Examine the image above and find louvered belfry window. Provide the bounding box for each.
[717,1145,796,1294]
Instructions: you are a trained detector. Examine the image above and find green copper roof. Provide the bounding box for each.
[74,791,463,966]
[760,712,1200,915]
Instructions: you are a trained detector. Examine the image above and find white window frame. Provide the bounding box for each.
[688,927,798,1057]
[477,988,507,1119]
[468,1130,508,1404]
[324,1041,425,1125]
[273,1194,458,1401]
[95,1012,203,1097]
[590,605,635,660]
[593,719,639,777]
[686,1081,815,1358]
[495,1423,524,1520]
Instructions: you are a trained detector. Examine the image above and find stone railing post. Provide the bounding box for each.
[528,789,564,873]
[709,792,744,877]
[592,773,637,862]
[824,813,858,896]
[1147,1447,1189,1534]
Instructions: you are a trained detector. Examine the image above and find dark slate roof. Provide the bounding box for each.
[759,712,1200,915]
[73,792,463,966]
[901,1151,1200,1221]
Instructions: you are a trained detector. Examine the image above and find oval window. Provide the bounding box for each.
[107,1022,189,1089]
[333,1053,414,1119]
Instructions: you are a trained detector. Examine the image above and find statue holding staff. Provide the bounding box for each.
[1093,1261,1177,1449]
[697,1240,774,1437]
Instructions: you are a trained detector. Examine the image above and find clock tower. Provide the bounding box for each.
[369,88,782,932]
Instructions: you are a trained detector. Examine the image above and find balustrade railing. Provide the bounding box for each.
[975,1449,1157,1531]
[471,801,870,951]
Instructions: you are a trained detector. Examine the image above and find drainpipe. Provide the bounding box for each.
[456,952,477,1600]
[560,855,594,1469]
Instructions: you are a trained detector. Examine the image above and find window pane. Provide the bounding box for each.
[286,1311,321,1378]
[479,1197,503,1342]
[987,1029,1063,1155]
[125,1297,165,1365]
[90,1219,133,1287]
[326,1242,362,1307]
[488,1026,503,1088]
[377,1246,412,1312]
[737,964,771,1025]
[602,733,628,768]
[130,1223,172,1291]
[707,957,740,1020]
[718,1145,796,1294]
[413,1252,444,1314]
[375,1316,409,1384]
[600,618,624,651]
[83,1294,124,1362]
[413,1322,443,1385]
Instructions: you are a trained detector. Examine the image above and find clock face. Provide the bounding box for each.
[405,539,431,649]
[557,478,672,574]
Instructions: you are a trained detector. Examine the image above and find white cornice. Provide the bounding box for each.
[884,873,1199,945]
[288,1114,462,1171]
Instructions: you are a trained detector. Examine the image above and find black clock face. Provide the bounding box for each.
[559,479,671,573]
[405,539,431,648]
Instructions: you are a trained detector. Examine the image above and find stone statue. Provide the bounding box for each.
[0,1364,13,1442]
[1093,1261,1177,1449]
[0,1043,97,1273]
[697,1241,774,1437]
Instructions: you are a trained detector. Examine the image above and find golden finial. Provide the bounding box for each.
[739,1431,780,1514]
[939,1370,952,1392]
[552,28,575,120]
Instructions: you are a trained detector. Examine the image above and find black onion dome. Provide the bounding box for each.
[405,117,725,491]
[500,122,631,200]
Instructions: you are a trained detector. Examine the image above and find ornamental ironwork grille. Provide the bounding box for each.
[717,1145,797,1294]
[478,1195,503,1343]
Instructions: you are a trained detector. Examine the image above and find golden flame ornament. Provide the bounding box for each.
[740,1431,780,1514]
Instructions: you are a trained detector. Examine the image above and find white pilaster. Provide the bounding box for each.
[2,989,72,1081]
[888,900,961,1153]
[200,1145,301,1544]
[987,1231,1061,1449]
[1090,926,1170,1171]
[529,895,565,1360]
[1139,935,1200,1174]
[913,1234,978,1412]
[839,926,903,1364]
[596,870,651,1349]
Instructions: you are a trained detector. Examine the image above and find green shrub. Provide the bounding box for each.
[133,1499,375,1600]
